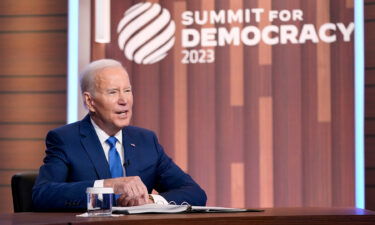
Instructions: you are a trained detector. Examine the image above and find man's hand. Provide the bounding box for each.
[103,176,152,206]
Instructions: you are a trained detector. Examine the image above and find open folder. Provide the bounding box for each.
[112,204,264,214]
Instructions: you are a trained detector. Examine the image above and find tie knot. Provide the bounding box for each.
[106,136,117,147]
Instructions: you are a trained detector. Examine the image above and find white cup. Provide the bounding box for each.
[86,187,114,216]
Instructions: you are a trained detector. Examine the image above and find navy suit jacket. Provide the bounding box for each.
[32,115,206,211]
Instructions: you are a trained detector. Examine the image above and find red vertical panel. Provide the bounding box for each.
[185,0,217,206]
[214,0,231,207]
[213,0,245,207]
[330,0,355,206]
[257,0,274,208]
[131,66,161,133]
[272,0,303,207]
[301,0,331,207]
[106,0,135,74]
[102,0,356,209]
[171,0,188,168]
[243,0,262,207]
[300,0,319,206]
[108,0,161,133]
[156,0,176,158]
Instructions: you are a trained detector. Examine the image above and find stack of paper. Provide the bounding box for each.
[112,204,263,214]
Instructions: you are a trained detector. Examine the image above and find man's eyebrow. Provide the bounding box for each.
[106,88,119,91]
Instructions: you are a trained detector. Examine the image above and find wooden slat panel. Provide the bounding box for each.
[366,169,375,186]
[230,163,244,208]
[272,0,303,207]
[301,0,321,206]
[259,97,274,207]
[317,0,331,122]
[366,187,375,211]
[366,87,375,118]
[330,0,355,207]
[153,1,180,167]
[258,0,272,66]
[184,0,217,207]
[0,33,67,75]
[0,124,61,139]
[0,171,16,185]
[366,120,375,134]
[0,94,66,122]
[130,67,160,133]
[0,16,66,32]
[0,0,67,214]
[243,0,262,208]
[212,0,245,207]
[366,69,375,85]
[366,136,375,168]
[0,77,66,92]
[0,141,45,169]
[346,0,353,8]
[365,4,375,20]
[229,0,244,106]
[365,22,375,68]
[366,1,375,211]
[172,1,188,171]
[0,187,12,213]
[0,170,37,186]
[0,0,67,15]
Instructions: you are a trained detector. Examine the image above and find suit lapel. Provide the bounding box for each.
[122,128,139,177]
[79,115,112,179]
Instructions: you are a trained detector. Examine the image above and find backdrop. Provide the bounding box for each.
[88,0,355,208]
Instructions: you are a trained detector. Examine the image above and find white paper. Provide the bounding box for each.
[112,204,252,214]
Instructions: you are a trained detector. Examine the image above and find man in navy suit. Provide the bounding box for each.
[32,59,207,211]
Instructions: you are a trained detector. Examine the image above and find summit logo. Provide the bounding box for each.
[117,3,353,65]
[117,2,176,64]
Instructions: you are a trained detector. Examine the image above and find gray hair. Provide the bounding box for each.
[80,59,124,94]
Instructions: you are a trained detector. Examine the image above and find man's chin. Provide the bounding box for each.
[115,119,131,129]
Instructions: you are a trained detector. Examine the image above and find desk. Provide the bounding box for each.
[1,207,375,225]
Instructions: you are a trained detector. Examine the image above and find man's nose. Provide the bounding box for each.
[118,93,128,104]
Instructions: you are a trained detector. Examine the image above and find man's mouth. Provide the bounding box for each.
[116,110,129,116]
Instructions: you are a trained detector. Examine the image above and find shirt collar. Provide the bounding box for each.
[90,118,123,145]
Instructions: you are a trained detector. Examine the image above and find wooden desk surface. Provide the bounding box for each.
[1,207,375,225]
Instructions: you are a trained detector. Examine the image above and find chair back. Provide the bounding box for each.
[11,171,38,212]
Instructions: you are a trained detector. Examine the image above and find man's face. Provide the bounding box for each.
[85,66,133,135]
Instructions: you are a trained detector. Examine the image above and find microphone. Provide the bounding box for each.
[124,160,131,168]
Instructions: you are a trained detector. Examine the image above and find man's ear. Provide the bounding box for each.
[83,92,95,112]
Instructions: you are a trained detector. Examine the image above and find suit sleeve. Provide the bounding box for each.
[151,133,207,206]
[32,130,94,211]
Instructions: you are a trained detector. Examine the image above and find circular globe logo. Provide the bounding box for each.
[117,2,176,64]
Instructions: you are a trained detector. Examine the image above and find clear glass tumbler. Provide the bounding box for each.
[86,187,114,216]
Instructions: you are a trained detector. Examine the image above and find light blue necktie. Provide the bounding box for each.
[106,136,124,178]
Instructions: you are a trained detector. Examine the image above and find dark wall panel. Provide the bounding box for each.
[365,0,375,211]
